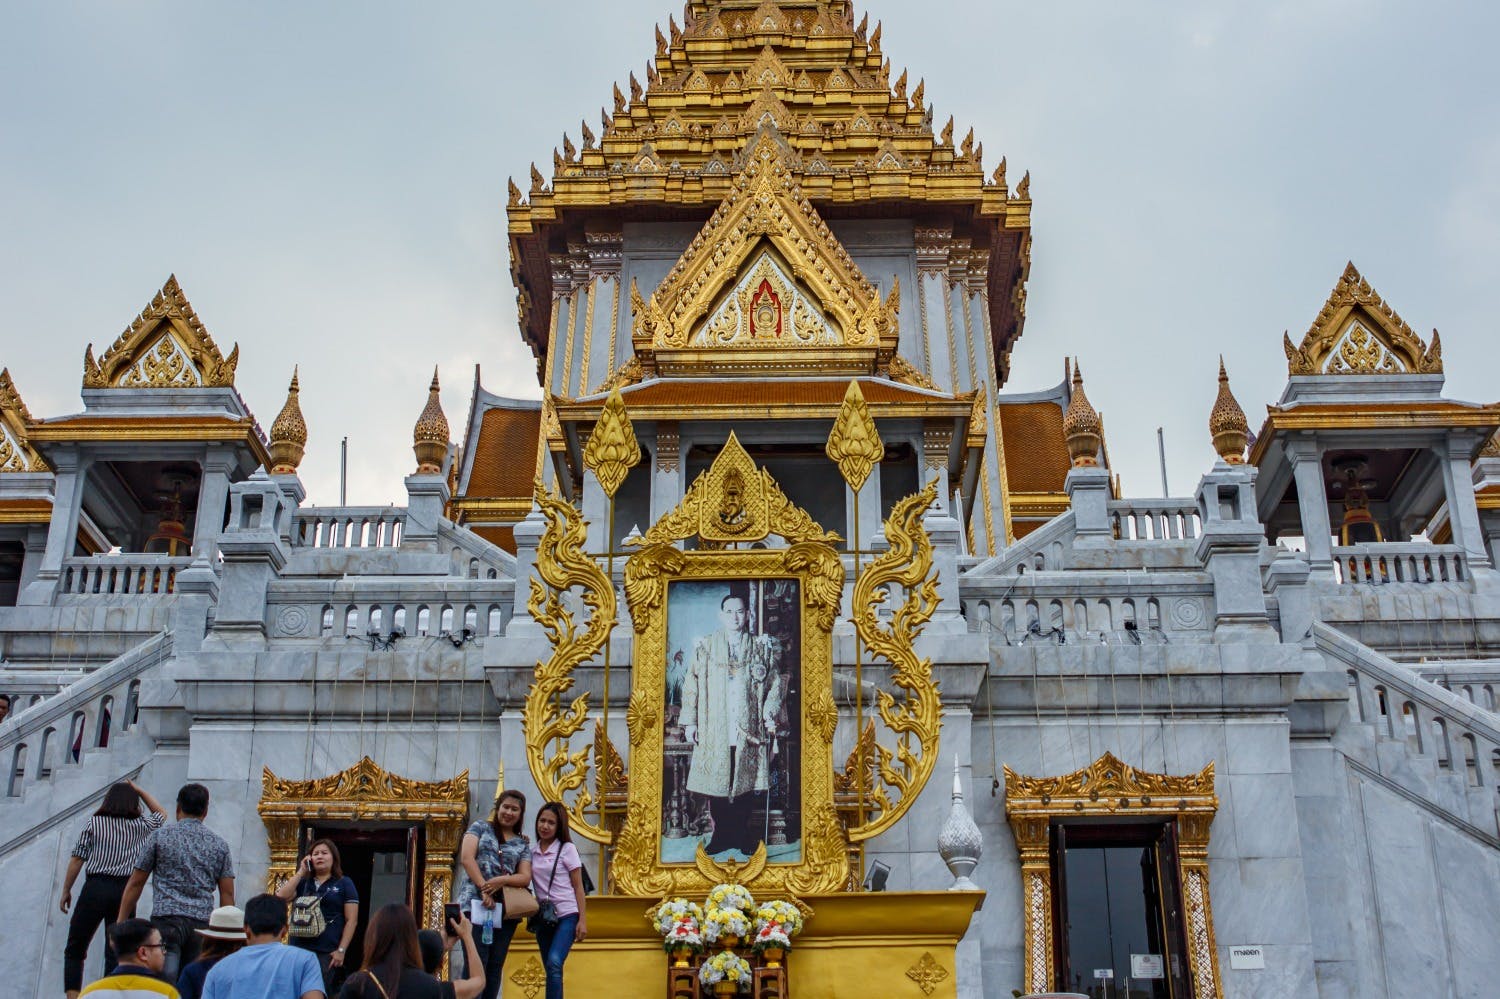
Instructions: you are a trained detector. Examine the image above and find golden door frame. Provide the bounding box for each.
[259,757,469,931]
[1004,752,1223,999]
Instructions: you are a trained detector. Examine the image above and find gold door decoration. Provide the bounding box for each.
[258,757,469,932]
[1004,753,1223,999]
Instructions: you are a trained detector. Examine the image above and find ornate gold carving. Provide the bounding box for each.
[592,354,644,394]
[631,136,899,373]
[826,380,883,492]
[1063,360,1101,467]
[1482,432,1500,459]
[0,369,45,473]
[1005,753,1221,995]
[413,368,449,473]
[656,421,680,473]
[1284,262,1442,376]
[887,353,939,391]
[905,952,950,996]
[84,275,239,389]
[581,387,641,499]
[522,482,618,844]
[269,368,307,474]
[845,480,942,844]
[1209,357,1249,464]
[258,758,467,932]
[509,958,546,999]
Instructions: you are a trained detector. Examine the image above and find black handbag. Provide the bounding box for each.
[526,847,564,934]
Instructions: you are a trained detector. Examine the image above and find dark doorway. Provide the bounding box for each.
[0,541,23,606]
[304,823,426,972]
[1052,821,1190,999]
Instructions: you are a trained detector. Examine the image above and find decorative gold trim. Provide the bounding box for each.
[581,387,642,499]
[888,354,939,392]
[84,275,239,389]
[1004,753,1222,996]
[258,758,468,934]
[1284,262,1442,375]
[826,380,883,492]
[579,277,598,394]
[905,952,950,995]
[0,369,47,473]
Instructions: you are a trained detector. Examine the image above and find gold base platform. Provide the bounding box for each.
[501,892,984,999]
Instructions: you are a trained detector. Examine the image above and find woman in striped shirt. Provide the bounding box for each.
[60,779,168,998]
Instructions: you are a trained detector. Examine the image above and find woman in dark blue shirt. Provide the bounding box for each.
[274,838,360,993]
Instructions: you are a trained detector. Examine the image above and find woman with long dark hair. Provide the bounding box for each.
[275,837,360,991]
[59,778,167,998]
[339,903,483,999]
[456,790,531,999]
[530,802,587,999]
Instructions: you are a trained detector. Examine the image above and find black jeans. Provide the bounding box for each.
[153,913,207,982]
[463,917,519,999]
[63,874,128,991]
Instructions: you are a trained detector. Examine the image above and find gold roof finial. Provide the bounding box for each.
[268,367,307,475]
[1209,357,1249,464]
[1063,359,1102,467]
[412,367,450,474]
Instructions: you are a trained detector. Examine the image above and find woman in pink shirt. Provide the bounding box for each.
[529,803,587,999]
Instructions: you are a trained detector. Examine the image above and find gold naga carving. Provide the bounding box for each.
[630,136,900,374]
[581,387,642,498]
[83,275,240,389]
[1283,262,1442,376]
[258,758,468,932]
[1004,753,1222,997]
[521,481,618,845]
[0,369,46,473]
[591,354,645,394]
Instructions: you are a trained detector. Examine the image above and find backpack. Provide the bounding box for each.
[288,880,328,939]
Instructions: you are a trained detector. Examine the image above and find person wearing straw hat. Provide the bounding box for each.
[177,906,247,999]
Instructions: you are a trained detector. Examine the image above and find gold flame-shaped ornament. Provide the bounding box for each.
[582,387,642,499]
[826,380,883,491]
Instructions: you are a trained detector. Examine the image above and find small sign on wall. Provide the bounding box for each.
[1093,968,1114,980]
[1229,945,1266,970]
[1131,954,1164,979]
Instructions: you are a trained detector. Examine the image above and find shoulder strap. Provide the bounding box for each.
[358,970,391,999]
[543,844,563,892]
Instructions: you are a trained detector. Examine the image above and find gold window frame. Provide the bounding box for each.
[258,756,469,932]
[1004,752,1223,999]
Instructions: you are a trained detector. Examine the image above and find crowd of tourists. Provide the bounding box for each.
[62,781,587,999]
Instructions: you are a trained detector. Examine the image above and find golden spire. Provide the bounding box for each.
[412,367,449,474]
[826,379,883,491]
[1209,357,1249,464]
[582,387,641,499]
[1063,360,1102,467]
[268,367,307,474]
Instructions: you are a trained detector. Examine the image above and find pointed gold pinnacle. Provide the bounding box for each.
[826,379,883,492]
[583,387,642,499]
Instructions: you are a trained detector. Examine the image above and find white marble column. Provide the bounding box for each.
[191,447,237,558]
[1286,439,1332,571]
[23,446,89,604]
[1438,435,1492,569]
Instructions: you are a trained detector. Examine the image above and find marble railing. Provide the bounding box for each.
[962,577,1216,643]
[0,631,170,798]
[1108,500,1201,542]
[263,581,515,642]
[437,520,516,580]
[59,555,191,596]
[1317,622,1499,833]
[1331,542,1466,586]
[965,511,1077,576]
[292,507,407,549]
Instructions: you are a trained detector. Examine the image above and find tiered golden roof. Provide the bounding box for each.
[413,368,450,473]
[1283,262,1442,376]
[83,275,240,389]
[1209,357,1248,464]
[1062,361,1101,467]
[507,0,1032,380]
[268,368,308,474]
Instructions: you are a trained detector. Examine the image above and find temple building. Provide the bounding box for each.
[3,3,1499,997]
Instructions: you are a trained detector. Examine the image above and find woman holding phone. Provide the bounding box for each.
[275,837,360,992]
[530,802,586,999]
[456,790,531,999]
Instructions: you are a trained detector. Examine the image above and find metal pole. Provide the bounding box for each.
[1156,427,1169,498]
[340,436,348,505]
[600,495,615,892]
[852,488,865,885]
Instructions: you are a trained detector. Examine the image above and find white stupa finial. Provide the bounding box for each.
[938,754,982,891]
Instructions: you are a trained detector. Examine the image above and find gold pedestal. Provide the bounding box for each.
[501,893,983,999]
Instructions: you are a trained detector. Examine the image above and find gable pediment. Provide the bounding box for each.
[0,369,46,473]
[631,132,898,376]
[83,275,239,389]
[1284,262,1442,376]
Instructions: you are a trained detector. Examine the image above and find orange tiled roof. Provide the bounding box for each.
[472,525,517,554]
[465,407,542,499]
[998,400,1070,494]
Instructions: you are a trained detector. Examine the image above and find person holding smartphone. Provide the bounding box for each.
[275,838,360,993]
[456,790,530,999]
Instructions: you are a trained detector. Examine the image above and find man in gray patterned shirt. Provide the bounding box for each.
[117,782,236,980]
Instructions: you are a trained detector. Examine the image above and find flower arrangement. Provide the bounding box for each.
[754,900,803,938]
[653,897,705,937]
[663,916,704,954]
[702,904,751,943]
[707,883,755,913]
[698,949,752,988]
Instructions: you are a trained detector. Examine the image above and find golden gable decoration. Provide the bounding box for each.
[83,275,240,389]
[0,369,46,473]
[1283,262,1442,376]
[631,134,899,376]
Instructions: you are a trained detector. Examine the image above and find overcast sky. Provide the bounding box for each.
[3,1,1496,508]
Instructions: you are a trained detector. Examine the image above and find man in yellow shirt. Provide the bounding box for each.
[81,918,179,998]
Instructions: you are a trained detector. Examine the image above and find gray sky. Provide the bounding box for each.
[3,2,1497,507]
